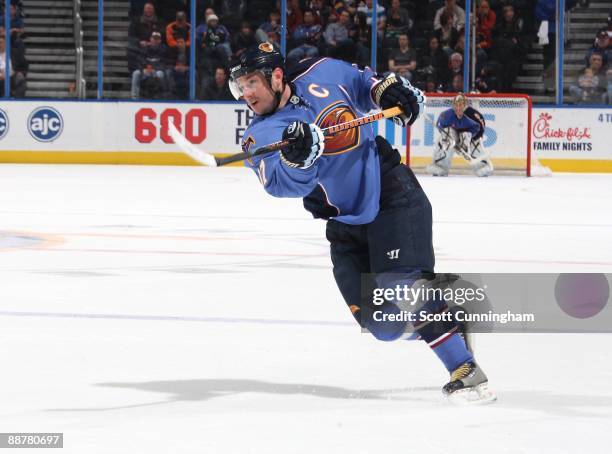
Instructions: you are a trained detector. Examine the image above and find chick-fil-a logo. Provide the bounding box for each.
[533,112,591,142]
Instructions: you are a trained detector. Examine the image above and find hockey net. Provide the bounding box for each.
[405,93,550,176]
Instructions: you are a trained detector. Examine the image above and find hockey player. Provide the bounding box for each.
[229,43,495,403]
[427,94,494,177]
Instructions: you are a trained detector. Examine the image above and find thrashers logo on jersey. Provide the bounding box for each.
[316,101,360,155]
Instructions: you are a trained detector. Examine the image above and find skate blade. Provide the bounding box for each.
[447,382,497,406]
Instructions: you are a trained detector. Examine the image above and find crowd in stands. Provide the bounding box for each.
[0,0,607,103]
[0,0,27,98]
[127,0,610,104]
[569,16,611,104]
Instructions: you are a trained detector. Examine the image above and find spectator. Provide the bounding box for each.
[475,63,500,93]
[9,4,24,41]
[606,68,612,104]
[385,0,413,40]
[569,52,607,104]
[203,7,215,21]
[424,76,443,93]
[166,11,191,48]
[433,0,465,32]
[131,31,168,99]
[287,0,304,34]
[388,33,417,80]
[446,52,463,90]
[168,37,190,99]
[310,0,332,27]
[476,0,496,51]
[585,29,611,68]
[13,0,25,14]
[196,14,232,66]
[256,10,281,44]
[351,11,371,66]
[324,10,356,61]
[452,31,487,78]
[357,0,386,27]
[455,33,465,54]
[201,66,233,100]
[569,65,606,104]
[492,4,525,90]
[435,10,459,53]
[0,33,26,97]
[128,2,165,72]
[287,9,322,66]
[129,2,164,47]
[0,0,24,19]
[450,73,463,92]
[231,21,256,62]
[586,52,606,78]
[418,35,449,87]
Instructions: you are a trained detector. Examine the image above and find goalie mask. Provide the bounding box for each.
[452,93,468,118]
[229,42,285,101]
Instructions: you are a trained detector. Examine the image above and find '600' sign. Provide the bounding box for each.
[134,108,206,144]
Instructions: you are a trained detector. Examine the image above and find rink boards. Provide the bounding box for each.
[0,101,610,172]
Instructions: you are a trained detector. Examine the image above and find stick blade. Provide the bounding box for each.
[168,122,218,167]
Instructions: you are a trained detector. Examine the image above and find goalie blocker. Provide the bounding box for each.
[427,94,494,177]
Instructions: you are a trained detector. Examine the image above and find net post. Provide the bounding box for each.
[527,94,533,177]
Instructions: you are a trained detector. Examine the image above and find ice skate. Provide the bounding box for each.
[443,361,497,405]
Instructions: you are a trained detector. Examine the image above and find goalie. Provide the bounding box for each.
[427,94,494,177]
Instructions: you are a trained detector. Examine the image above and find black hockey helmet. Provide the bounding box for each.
[229,42,285,100]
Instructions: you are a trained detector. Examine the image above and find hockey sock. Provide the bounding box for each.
[413,300,473,372]
[429,332,473,372]
[373,271,473,369]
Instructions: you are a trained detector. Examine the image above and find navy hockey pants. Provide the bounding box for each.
[326,163,435,341]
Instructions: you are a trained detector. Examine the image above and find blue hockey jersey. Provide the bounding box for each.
[241,58,385,225]
[436,106,485,140]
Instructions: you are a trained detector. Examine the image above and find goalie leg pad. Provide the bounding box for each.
[468,138,494,177]
[453,132,471,161]
[427,128,455,176]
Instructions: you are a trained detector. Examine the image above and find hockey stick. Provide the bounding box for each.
[168,106,403,167]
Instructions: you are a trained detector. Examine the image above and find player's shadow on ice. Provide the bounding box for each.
[47,379,439,412]
[48,380,612,418]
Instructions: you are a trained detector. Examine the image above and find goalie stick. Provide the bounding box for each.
[168,106,403,167]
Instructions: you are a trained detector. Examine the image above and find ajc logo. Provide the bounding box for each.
[0,108,8,140]
[28,107,64,142]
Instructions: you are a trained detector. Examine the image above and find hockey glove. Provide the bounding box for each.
[372,73,425,127]
[280,121,325,169]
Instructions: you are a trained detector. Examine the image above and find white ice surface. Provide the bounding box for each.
[1,165,611,453]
